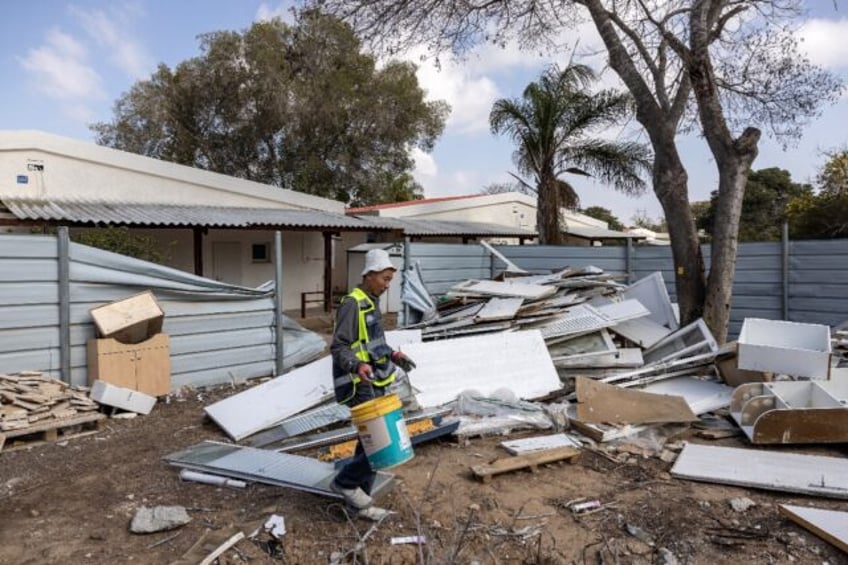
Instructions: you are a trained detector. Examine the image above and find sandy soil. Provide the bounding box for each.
[1,378,847,564]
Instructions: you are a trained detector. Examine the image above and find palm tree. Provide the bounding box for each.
[490,64,651,244]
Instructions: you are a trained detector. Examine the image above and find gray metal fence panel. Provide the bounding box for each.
[408,242,491,295]
[0,234,325,389]
[789,239,848,327]
[0,235,61,376]
[496,245,628,274]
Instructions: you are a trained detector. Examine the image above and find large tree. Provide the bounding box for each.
[489,64,650,244]
[788,150,848,240]
[582,206,625,230]
[698,168,812,241]
[313,0,842,341]
[92,10,448,206]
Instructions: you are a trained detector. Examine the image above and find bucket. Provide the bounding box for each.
[350,394,414,469]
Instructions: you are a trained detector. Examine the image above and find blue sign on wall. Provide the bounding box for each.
[16,175,28,184]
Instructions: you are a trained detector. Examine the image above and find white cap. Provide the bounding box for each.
[361,249,397,276]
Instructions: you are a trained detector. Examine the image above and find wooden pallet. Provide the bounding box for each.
[0,412,106,453]
[471,446,582,483]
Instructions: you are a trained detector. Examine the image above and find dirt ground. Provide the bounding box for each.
[2,338,848,565]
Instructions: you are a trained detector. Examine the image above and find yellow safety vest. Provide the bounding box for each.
[342,287,397,389]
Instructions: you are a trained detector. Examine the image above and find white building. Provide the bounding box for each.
[347,192,642,246]
[0,130,387,312]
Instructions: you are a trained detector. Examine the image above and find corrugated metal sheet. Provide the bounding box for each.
[163,441,394,498]
[0,233,326,387]
[3,198,392,230]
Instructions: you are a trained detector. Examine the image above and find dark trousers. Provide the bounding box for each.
[333,383,385,494]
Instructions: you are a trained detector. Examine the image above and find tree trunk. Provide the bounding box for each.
[703,128,760,343]
[652,139,707,325]
[537,172,564,245]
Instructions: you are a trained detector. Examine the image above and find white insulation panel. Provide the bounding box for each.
[399,329,560,407]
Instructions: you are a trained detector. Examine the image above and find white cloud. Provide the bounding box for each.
[70,5,153,79]
[411,147,438,178]
[18,28,104,100]
[413,55,500,135]
[798,18,848,69]
[256,2,295,23]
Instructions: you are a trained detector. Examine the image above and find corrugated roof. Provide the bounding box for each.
[353,215,537,238]
[1,198,395,231]
[565,226,646,240]
[346,194,484,213]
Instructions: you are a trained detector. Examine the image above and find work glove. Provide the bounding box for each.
[356,363,374,382]
[391,351,416,372]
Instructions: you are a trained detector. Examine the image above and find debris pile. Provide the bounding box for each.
[0,371,99,431]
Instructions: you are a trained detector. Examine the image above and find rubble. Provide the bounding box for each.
[129,505,191,534]
[0,371,99,431]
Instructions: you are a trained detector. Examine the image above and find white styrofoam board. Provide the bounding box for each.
[500,433,583,455]
[474,297,524,322]
[779,504,848,553]
[671,443,848,499]
[400,329,561,408]
[738,318,831,378]
[624,272,678,330]
[90,380,156,415]
[205,330,420,440]
[642,377,733,414]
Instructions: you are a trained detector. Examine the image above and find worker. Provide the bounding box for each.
[330,248,416,520]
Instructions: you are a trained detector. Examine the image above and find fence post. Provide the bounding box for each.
[274,230,285,376]
[402,236,411,327]
[782,221,789,321]
[57,226,71,384]
[625,238,633,284]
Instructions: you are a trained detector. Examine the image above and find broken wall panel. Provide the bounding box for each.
[778,504,848,553]
[206,330,420,441]
[575,376,698,424]
[671,443,848,499]
[448,279,557,300]
[474,297,524,322]
[400,330,560,408]
[623,272,678,330]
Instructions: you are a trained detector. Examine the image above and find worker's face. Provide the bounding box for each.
[364,269,395,297]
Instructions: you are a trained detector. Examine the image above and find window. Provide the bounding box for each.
[251,242,270,263]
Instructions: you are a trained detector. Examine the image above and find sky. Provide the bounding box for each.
[1,1,847,226]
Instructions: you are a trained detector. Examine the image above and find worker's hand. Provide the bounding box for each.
[391,351,416,372]
[357,363,374,382]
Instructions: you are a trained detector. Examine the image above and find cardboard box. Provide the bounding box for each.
[87,333,171,396]
[90,291,164,344]
[90,380,156,415]
[715,341,772,387]
[738,318,831,379]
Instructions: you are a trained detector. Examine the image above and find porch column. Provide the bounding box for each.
[193,227,204,276]
[323,231,334,312]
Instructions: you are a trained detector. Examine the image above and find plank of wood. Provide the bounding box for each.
[471,446,581,482]
[198,531,245,565]
[575,376,698,424]
[0,433,5,452]
[779,504,848,553]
